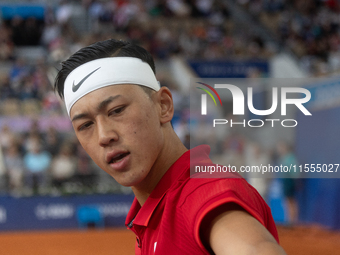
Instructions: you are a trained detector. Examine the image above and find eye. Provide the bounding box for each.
[109,106,126,116]
[78,121,93,131]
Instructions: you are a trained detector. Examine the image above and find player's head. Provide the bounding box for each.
[54,39,175,187]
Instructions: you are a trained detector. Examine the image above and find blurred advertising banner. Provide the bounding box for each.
[188,60,270,78]
[0,194,134,231]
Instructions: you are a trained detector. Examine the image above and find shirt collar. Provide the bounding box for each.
[125,145,211,228]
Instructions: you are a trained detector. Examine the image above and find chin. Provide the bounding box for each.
[114,173,144,188]
[117,179,140,188]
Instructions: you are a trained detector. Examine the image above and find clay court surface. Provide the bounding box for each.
[0,225,339,255]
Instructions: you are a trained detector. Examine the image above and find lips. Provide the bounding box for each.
[109,152,130,164]
[106,150,130,165]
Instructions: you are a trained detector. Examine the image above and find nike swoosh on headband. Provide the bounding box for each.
[72,67,101,92]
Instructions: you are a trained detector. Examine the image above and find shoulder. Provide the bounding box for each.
[178,177,266,215]
[168,176,278,251]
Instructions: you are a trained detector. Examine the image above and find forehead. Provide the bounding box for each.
[69,84,149,117]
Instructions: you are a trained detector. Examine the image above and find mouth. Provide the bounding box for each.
[108,152,130,164]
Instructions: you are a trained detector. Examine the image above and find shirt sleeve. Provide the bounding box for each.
[179,177,279,252]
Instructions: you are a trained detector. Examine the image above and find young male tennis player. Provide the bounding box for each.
[54,39,286,255]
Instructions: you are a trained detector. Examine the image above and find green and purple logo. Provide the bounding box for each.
[196,82,222,115]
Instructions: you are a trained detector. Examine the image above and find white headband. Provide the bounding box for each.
[63,57,160,116]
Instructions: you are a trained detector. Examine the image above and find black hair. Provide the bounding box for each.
[54,39,156,99]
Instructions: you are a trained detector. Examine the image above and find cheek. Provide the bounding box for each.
[123,114,161,157]
[126,115,158,142]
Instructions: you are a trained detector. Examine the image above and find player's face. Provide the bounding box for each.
[70,84,164,187]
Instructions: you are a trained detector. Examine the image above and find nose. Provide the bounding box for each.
[97,117,118,147]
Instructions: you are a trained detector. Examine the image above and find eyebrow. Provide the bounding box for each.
[71,95,121,122]
[71,113,90,122]
[97,95,121,112]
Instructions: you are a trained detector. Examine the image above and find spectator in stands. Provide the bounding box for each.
[23,137,51,194]
[277,141,299,225]
[0,74,17,100]
[43,126,62,157]
[0,125,16,152]
[50,143,77,188]
[23,120,43,152]
[9,58,29,86]
[19,77,38,100]
[56,0,73,26]
[4,142,24,194]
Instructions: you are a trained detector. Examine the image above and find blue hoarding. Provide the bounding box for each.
[0,4,45,20]
[0,194,134,231]
[296,104,340,230]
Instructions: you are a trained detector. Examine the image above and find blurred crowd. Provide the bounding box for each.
[237,0,340,75]
[0,119,126,196]
[37,0,275,65]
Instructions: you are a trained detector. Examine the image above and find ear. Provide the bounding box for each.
[156,87,174,124]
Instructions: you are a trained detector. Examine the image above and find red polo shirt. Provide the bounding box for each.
[125,145,279,254]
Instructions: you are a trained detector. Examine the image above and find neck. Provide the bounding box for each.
[131,127,187,206]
